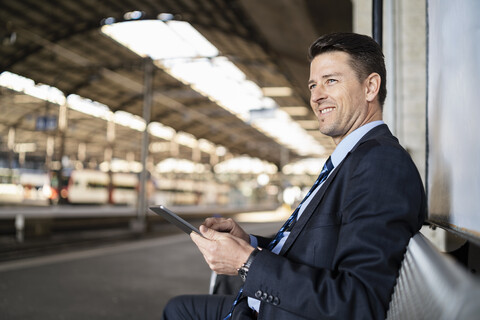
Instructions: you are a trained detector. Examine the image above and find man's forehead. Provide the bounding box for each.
[309,52,351,77]
[311,51,351,67]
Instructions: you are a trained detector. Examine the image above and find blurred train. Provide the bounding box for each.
[2,168,229,207]
[53,169,139,205]
[0,168,24,204]
[0,168,53,205]
[19,171,52,205]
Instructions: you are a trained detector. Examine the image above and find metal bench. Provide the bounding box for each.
[210,232,480,319]
[386,233,480,320]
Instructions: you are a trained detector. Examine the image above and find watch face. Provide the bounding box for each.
[238,267,248,282]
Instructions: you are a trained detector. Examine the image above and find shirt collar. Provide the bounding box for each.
[330,120,384,168]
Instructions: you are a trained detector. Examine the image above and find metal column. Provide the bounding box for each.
[373,0,383,47]
[135,58,154,231]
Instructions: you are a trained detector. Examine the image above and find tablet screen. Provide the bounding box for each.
[149,205,204,237]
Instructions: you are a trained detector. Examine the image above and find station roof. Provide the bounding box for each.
[0,0,351,168]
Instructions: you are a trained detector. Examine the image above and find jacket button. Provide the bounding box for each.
[273,297,280,306]
[255,290,262,299]
[266,295,273,303]
[261,292,268,301]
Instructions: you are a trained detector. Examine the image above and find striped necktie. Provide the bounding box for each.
[268,156,333,250]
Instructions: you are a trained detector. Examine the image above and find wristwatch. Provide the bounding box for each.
[238,247,260,282]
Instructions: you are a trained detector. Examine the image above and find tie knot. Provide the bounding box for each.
[324,156,333,172]
[317,156,333,185]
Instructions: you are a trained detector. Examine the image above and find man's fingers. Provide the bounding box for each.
[203,217,233,232]
[190,226,217,247]
[203,217,221,227]
[199,225,220,239]
[190,225,253,275]
[190,231,201,245]
[203,217,224,228]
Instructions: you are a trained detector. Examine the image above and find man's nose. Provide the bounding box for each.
[311,86,326,104]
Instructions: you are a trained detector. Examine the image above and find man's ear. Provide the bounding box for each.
[365,73,381,102]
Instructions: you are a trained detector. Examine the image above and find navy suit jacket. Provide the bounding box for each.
[242,125,426,320]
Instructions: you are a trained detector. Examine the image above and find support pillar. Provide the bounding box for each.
[7,127,15,169]
[135,58,154,232]
[106,116,115,203]
[372,0,383,47]
[279,147,289,205]
[57,102,68,197]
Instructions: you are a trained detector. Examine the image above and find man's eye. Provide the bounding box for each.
[326,79,337,84]
[309,84,316,90]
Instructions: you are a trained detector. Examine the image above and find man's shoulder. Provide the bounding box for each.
[334,124,417,177]
[354,125,404,155]
[347,129,414,170]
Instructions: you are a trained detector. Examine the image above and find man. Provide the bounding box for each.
[163,32,426,319]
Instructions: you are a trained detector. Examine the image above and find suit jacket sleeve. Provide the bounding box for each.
[242,140,426,320]
[254,235,274,249]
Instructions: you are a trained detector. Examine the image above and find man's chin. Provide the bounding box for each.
[318,126,336,137]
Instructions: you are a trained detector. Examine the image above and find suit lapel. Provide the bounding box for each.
[278,124,393,256]
[278,161,343,256]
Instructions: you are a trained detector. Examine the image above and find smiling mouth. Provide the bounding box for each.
[320,107,335,114]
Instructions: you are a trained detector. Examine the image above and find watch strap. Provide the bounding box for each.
[238,247,260,282]
[245,247,260,268]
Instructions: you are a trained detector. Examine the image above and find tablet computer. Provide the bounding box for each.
[149,205,204,237]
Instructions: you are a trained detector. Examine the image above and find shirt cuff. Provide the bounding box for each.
[249,235,258,248]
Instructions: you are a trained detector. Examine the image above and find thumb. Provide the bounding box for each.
[200,225,217,239]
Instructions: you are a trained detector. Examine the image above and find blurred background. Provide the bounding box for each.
[0,0,425,241]
[0,0,478,319]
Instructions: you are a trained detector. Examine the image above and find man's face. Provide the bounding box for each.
[308,51,378,145]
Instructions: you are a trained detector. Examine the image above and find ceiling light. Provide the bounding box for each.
[261,87,293,97]
[282,157,328,175]
[198,139,216,153]
[148,122,176,140]
[67,94,112,120]
[101,17,116,25]
[158,13,174,21]
[214,156,277,174]
[0,71,66,105]
[114,111,146,131]
[174,132,197,148]
[216,146,227,157]
[282,106,310,116]
[124,11,144,20]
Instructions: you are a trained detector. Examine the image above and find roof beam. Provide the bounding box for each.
[15,28,292,165]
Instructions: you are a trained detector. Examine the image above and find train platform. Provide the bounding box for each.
[0,220,284,319]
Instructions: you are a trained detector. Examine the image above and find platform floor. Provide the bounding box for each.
[0,221,283,320]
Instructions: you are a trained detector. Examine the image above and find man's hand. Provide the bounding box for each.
[191,225,254,275]
[202,217,250,243]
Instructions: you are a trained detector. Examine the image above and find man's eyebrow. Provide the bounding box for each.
[321,72,342,79]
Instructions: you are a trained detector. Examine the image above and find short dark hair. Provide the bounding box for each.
[308,33,387,106]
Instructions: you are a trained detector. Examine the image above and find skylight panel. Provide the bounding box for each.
[103,20,197,59]
[101,19,326,157]
[166,20,218,58]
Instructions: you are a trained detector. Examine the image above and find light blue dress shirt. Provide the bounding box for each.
[248,120,384,311]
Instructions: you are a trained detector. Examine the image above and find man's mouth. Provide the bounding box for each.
[320,107,335,114]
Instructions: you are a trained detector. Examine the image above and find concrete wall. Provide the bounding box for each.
[352,0,427,182]
[351,0,455,249]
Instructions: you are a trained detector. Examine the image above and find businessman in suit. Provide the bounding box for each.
[163,32,426,320]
